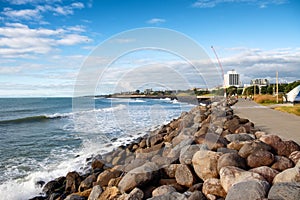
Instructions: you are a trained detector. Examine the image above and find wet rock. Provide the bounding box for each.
[249,166,279,183]
[217,153,246,172]
[42,180,61,196]
[175,164,195,187]
[238,141,272,158]
[225,180,270,200]
[192,150,223,181]
[88,185,102,200]
[125,188,144,200]
[152,185,176,196]
[79,174,97,192]
[272,166,300,183]
[187,191,206,200]
[247,150,274,168]
[225,133,254,142]
[65,171,82,193]
[271,155,294,171]
[202,178,226,198]
[91,157,105,171]
[219,166,265,192]
[98,186,120,200]
[260,135,300,157]
[118,162,159,193]
[268,182,300,200]
[289,151,300,165]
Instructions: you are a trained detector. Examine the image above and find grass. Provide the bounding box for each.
[274,104,300,116]
[253,94,283,105]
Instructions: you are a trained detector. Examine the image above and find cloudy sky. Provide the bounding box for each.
[0,0,299,97]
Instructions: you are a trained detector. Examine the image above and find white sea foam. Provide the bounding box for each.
[0,99,193,200]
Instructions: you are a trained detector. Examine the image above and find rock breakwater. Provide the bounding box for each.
[31,98,300,200]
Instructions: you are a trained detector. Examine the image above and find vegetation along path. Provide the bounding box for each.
[232,99,300,144]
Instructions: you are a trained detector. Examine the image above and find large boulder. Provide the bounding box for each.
[289,151,300,165]
[118,162,159,193]
[65,171,82,193]
[260,135,300,157]
[271,155,294,171]
[192,150,223,181]
[273,166,300,184]
[175,164,195,187]
[238,141,272,158]
[219,166,265,192]
[268,182,300,200]
[98,186,120,200]
[179,145,202,165]
[217,153,246,172]
[225,180,270,200]
[125,188,144,200]
[249,166,279,183]
[79,174,97,192]
[202,178,226,198]
[246,150,274,168]
[225,133,254,142]
[162,164,179,179]
[194,133,228,150]
[97,168,122,187]
[88,185,102,200]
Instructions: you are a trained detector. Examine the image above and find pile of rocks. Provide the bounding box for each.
[31,98,300,200]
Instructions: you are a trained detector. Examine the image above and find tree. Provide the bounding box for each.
[135,89,140,94]
[227,86,237,96]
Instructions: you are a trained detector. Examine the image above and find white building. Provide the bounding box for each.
[250,78,270,86]
[224,69,240,87]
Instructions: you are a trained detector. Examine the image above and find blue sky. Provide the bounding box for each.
[0,0,299,97]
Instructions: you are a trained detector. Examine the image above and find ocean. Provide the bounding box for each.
[0,97,193,200]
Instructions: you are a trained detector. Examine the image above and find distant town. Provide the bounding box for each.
[98,69,300,104]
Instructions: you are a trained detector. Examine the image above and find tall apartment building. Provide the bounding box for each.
[224,69,240,87]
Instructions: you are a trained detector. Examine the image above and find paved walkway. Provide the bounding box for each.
[232,99,300,144]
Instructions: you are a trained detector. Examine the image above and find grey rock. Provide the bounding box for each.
[225,180,270,200]
[268,182,300,200]
[88,185,103,200]
[225,133,254,142]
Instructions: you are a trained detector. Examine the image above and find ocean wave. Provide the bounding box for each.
[0,104,127,125]
[0,115,64,125]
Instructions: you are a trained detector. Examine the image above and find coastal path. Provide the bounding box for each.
[232,99,300,144]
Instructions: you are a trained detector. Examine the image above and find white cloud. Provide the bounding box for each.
[146,18,166,24]
[0,23,91,57]
[2,7,41,20]
[192,0,289,8]
[1,1,85,22]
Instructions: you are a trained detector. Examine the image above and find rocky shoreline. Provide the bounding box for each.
[31,98,300,200]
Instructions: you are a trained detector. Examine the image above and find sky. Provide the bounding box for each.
[0,0,299,97]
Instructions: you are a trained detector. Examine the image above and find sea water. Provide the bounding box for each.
[0,97,193,199]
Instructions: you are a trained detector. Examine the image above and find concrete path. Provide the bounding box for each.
[232,99,300,144]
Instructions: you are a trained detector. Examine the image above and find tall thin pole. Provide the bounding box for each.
[276,71,279,103]
[211,46,226,97]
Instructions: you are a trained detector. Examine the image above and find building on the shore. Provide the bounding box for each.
[224,69,241,87]
[250,78,270,86]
